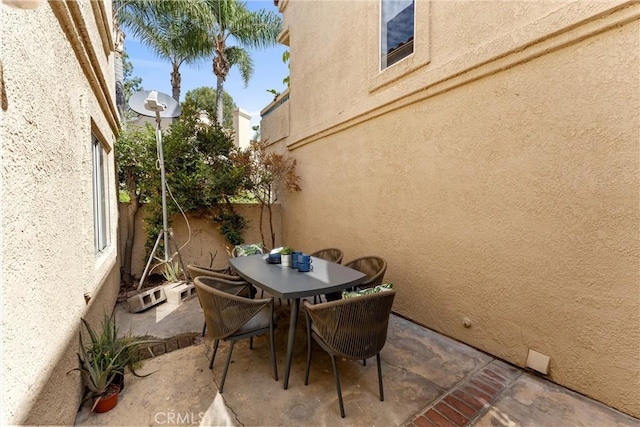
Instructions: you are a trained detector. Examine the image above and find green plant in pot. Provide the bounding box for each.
[280,247,294,267]
[70,315,155,413]
[90,315,155,388]
[71,333,123,413]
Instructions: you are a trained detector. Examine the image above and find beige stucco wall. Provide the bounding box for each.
[120,203,282,278]
[260,88,290,145]
[2,1,120,424]
[264,0,639,417]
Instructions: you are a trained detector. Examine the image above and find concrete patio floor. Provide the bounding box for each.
[75,295,638,427]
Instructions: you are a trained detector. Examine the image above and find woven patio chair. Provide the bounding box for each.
[310,248,344,264]
[303,290,396,418]
[187,243,267,281]
[323,255,387,302]
[194,277,278,393]
[191,274,252,297]
[187,264,246,283]
[345,256,387,290]
[309,248,344,303]
[192,276,269,347]
[189,274,254,337]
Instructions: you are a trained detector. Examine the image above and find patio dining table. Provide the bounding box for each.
[229,254,366,389]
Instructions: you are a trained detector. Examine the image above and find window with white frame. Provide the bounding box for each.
[381,0,415,70]
[92,134,110,254]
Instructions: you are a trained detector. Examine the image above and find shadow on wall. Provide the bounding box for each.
[118,203,283,278]
[21,266,120,425]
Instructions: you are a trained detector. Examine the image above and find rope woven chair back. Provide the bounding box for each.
[310,248,344,264]
[187,264,243,282]
[344,256,387,289]
[194,278,270,340]
[194,275,250,297]
[306,290,395,360]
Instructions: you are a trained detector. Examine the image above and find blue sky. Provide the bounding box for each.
[123,1,289,127]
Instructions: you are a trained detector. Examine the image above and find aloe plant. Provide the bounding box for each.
[72,333,124,411]
[163,259,181,282]
[69,314,156,411]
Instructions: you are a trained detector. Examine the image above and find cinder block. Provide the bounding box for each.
[127,286,166,313]
[165,282,196,305]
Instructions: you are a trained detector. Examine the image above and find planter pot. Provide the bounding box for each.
[94,385,119,413]
[113,370,125,391]
[281,254,291,267]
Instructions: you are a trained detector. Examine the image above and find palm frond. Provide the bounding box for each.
[225,46,254,87]
[117,0,212,65]
[229,8,281,50]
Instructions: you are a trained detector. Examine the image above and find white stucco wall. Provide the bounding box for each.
[1,1,120,424]
[263,0,640,418]
[233,107,252,150]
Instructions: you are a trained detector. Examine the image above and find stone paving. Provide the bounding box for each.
[404,360,522,427]
[75,297,639,427]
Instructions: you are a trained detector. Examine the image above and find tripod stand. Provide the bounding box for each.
[137,227,188,290]
[131,90,185,290]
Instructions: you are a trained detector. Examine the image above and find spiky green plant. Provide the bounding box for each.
[163,259,182,282]
[69,315,156,411]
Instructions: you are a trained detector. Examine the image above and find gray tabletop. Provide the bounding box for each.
[229,254,366,299]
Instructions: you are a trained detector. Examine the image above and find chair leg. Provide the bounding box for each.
[304,313,313,385]
[376,353,384,401]
[202,321,207,337]
[304,333,312,386]
[209,339,219,370]
[363,358,366,366]
[330,354,345,418]
[250,336,253,350]
[219,341,236,393]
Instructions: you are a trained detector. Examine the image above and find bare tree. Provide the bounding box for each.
[246,140,300,248]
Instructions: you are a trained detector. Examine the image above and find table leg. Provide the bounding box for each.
[283,297,300,389]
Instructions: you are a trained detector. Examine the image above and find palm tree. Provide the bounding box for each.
[202,0,281,126]
[116,0,211,102]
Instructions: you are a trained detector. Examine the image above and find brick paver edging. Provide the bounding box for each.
[137,333,201,360]
[404,360,522,427]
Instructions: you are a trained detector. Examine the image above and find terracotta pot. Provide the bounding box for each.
[113,370,125,391]
[94,385,119,413]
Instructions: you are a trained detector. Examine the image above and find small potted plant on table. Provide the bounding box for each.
[280,247,294,267]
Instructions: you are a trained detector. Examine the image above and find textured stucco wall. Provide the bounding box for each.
[1,2,120,424]
[264,0,640,417]
[260,89,290,145]
[233,107,252,150]
[119,203,282,278]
